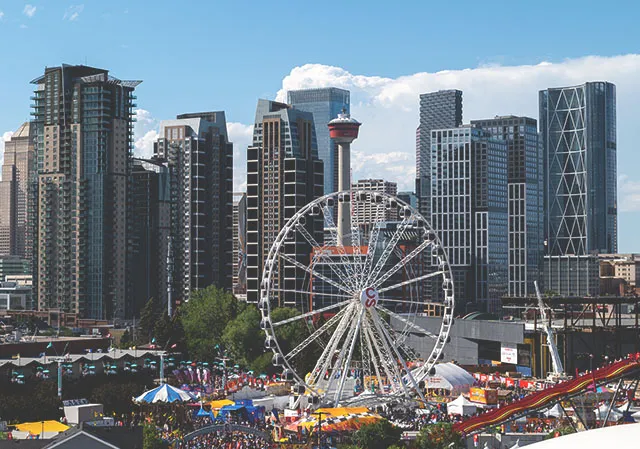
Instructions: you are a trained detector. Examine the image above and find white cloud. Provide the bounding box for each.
[133,108,158,159]
[0,11,5,20]
[270,56,640,197]
[63,5,84,21]
[0,131,15,181]
[23,5,36,18]
[618,174,640,212]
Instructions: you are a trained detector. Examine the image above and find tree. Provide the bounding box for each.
[154,313,175,348]
[270,307,321,375]
[415,423,464,449]
[222,305,263,367]
[119,329,132,349]
[180,286,244,360]
[139,297,159,343]
[352,420,402,449]
[143,424,166,449]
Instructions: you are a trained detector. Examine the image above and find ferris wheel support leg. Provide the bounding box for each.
[364,321,398,394]
[371,310,426,404]
[362,321,385,393]
[334,308,366,406]
[324,307,363,402]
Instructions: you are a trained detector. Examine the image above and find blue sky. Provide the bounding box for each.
[1,0,640,251]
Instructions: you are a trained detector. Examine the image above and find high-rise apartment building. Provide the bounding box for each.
[0,123,35,258]
[416,90,463,218]
[539,82,617,295]
[471,116,542,297]
[30,65,140,319]
[232,192,247,295]
[154,112,233,302]
[430,126,508,313]
[351,179,398,228]
[128,158,171,317]
[287,88,349,195]
[246,100,324,307]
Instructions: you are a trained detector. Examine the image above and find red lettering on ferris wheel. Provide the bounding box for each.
[364,288,377,307]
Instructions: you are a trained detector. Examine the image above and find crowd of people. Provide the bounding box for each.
[174,430,273,449]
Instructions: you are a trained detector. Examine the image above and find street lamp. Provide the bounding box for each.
[312,411,325,449]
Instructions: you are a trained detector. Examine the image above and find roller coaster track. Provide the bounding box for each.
[454,357,640,436]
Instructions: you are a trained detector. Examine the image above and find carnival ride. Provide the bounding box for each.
[259,191,455,407]
[453,355,640,435]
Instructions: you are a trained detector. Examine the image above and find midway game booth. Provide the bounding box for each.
[215,399,265,424]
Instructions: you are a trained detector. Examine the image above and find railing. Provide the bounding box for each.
[454,356,640,435]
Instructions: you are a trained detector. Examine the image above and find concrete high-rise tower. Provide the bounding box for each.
[328,111,360,246]
[246,99,324,307]
[30,64,140,319]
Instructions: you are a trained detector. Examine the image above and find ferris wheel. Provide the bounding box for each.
[259,190,455,407]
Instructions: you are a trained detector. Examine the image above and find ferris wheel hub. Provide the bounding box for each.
[359,287,379,308]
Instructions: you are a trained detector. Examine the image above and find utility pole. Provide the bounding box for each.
[313,411,325,449]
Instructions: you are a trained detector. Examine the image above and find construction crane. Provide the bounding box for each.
[534,281,564,377]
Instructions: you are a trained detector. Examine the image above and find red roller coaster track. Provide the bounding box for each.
[454,356,640,435]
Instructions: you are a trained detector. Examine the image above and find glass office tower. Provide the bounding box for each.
[287,88,349,195]
[539,82,617,295]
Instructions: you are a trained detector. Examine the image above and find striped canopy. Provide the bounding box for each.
[134,384,196,403]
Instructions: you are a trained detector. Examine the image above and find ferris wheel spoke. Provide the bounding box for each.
[297,223,358,292]
[363,323,395,394]
[377,270,445,294]
[278,252,353,296]
[321,204,361,284]
[272,299,352,328]
[360,204,386,289]
[285,310,346,359]
[370,310,426,403]
[372,239,435,289]
[269,288,350,299]
[366,216,414,286]
[374,305,437,339]
[378,297,441,308]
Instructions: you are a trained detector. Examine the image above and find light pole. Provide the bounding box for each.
[312,411,325,449]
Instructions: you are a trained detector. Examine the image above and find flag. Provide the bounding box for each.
[12,354,20,359]
[152,338,156,344]
[39,352,45,358]
[47,342,53,349]
[171,343,177,349]
[106,333,112,338]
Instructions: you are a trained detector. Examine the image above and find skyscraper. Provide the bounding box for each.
[0,123,35,258]
[232,192,247,295]
[416,90,463,218]
[471,116,542,297]
[351,178,398,228]
[539,82,617,295]
[287,88,350,195]
[128,158,171,318]
[154,112,234,302]
[430,125,508,313]
[30,65,140,319]
[246,99,324,306]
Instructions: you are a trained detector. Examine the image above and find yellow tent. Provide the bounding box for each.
[314,407,370,417]
[15,420,69,434]
[209,399,235,409]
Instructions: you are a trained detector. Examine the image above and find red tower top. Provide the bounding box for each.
[328,110,361,143]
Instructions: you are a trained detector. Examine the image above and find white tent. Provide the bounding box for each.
[423,363,475,394]
[594,402,623,421]
[447,394,478,416]
[543,403,564,418]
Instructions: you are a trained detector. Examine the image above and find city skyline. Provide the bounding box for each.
[1,4,640,251]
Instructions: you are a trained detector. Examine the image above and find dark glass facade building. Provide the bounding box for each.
[539,82,617,295]
[128,158,171,317]
[430,126,508,313]
[471,116,542,297]
[287,88,350,195]
[154,112,234,302]
[416,90,463,218]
